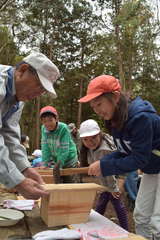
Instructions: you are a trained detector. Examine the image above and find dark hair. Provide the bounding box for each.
[80,144,89,167]
[21,134,27,144]
[101,92,129,132]
[40,112,57,119]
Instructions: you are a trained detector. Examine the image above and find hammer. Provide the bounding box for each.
[53,161,119,193]
[53,160,89,183]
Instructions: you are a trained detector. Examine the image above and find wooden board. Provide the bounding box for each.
[41,175,55,184]
[0,193,62,239]
[36,167,89,176]
[23,202,61,236]
[0,192,147,240]
[36,168,53,175]
[43,183,105,191]
[37,168,90,184]
[128,234,147,240]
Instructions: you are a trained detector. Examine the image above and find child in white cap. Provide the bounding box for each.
[32,149,43,167]
[79,119,128,230]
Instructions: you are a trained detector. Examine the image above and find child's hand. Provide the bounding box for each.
[77,161,80,167]
[88,160,101,176]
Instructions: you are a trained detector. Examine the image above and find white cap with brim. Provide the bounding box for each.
[79,119,100,138]
[32,149,42,157]
[23,52,60,98]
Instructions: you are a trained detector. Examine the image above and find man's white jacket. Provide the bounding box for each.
[0,64,31,188]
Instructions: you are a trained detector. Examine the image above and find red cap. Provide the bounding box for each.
[78,75,121,103]
[40,106,58,117]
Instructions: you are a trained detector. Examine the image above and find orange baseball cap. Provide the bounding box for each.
[78,75,121,103]
[40,106,58,117]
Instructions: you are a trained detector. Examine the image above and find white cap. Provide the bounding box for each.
[23,52,60,98]
[79,119,100,138]
[32,149,42,157]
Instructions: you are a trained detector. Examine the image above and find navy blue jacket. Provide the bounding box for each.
[101,97,160,176]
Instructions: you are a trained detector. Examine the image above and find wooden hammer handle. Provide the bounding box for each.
[37,167,89,176]
[59,167,89,176]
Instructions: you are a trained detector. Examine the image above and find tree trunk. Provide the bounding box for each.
[113,0,126,91]
[35,97,40,149]
[77,78,83,128]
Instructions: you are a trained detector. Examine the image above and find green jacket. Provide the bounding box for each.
[41,122,78,168]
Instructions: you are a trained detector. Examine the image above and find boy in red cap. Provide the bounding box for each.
[79,75,160,239]
[40,106,78,183]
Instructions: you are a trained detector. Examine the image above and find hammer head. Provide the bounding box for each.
[53,160,61,184]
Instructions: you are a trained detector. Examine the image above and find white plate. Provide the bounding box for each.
[0,209,24,226]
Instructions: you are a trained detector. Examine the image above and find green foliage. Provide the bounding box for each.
[1,0,160,151]
[0,26,18,64]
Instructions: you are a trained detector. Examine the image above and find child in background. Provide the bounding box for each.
[32,149,43,167]
[68,123,81,160]
[40,106,78,183]
[21,134,30,159]
[21,134,30,149]
[79,119,128,230]
[79,75,160,240]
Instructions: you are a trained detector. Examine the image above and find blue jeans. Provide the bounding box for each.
[125,171,138,201]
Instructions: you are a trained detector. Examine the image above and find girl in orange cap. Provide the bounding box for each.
[79,75,160,240]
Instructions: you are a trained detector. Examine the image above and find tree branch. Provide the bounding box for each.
[0,0,13,11]
[0,42,8,53]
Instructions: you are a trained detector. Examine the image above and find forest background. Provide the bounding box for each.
[0,0,160,153]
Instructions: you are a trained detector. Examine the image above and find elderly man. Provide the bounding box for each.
[0,51,60,199]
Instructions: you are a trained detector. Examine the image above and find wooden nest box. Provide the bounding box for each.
[40,183,104,227]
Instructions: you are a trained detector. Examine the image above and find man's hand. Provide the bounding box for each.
[15,178,49,200]
[14,167,49,199]
[23,167,45,184]
[88,160,101,176]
